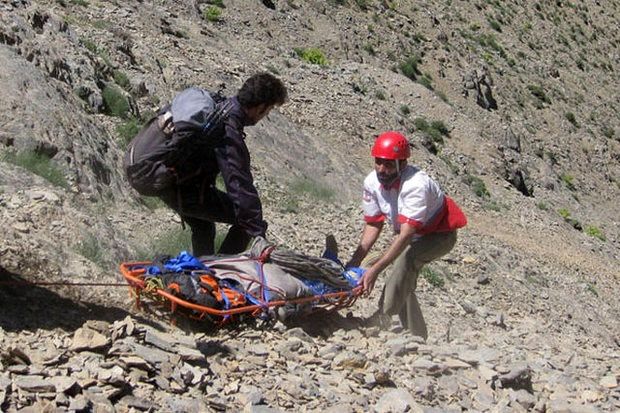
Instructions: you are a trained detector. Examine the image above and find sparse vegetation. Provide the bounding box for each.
[113,70,131,91]
[560,173,576,190]
[116,118,142,147]
[294,47,328,66]
[140,196,166,211]
[363,43,376,56]
[565,112,579,127]
[584,225,605,241]
[414,117,450,144]
[421,266,444,288]
[102,85,130,118]
[290,177,334,202]
[586,282,599,297]
[463,174,490,198]
[601,125,615,139]
[399,55,422,81]
[203,6,222,22]
[75,232,105,267]
[527,85,551,108]
[1,150,69,189]
[558,208,582,230]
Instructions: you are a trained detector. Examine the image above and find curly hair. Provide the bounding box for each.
[237,73,288,108]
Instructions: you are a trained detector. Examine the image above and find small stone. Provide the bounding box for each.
[600,375,618,388]
[477,274,490,284]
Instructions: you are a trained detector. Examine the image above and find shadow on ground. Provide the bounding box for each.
[0,265,135,332]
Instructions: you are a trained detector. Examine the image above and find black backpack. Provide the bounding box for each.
[123,87,233,196]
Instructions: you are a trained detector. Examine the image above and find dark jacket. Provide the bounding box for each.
[172,96,267,238]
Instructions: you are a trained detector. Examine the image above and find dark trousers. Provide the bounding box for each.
[159,184,251,256]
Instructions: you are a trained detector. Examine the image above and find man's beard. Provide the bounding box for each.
[377,171,399,187]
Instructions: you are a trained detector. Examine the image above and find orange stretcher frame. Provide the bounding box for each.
[120,261,363,324]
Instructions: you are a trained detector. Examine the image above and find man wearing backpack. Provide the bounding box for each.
[346,131,467,339]
[124,73,288,256]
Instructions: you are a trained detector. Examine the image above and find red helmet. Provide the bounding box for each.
[371,131,410,160]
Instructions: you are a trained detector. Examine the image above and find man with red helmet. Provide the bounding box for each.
[347,131,467,339]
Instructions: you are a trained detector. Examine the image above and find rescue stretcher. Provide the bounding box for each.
[120,253,363,325]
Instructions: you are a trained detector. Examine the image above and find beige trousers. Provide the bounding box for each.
[381,231,457,339]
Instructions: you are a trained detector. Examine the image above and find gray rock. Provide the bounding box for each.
[144,328,177,352]
[0,374,12,404]
[509,388,537,410]
[70,327,110,352]
[374,388,421,413]
[14,375,56,392]
[118,395,155,411]
[129,343,171,365]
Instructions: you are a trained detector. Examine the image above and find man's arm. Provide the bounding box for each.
[361,222,417,294]
[215,120,267,237]
[346,222,383,268]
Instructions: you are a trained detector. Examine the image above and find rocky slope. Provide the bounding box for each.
[0,0,619,411]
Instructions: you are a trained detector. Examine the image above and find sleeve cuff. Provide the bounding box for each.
[364,214,385,223]
[397,214,424,229]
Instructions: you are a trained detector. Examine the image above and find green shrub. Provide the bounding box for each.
[399,105,411,116]
[113,70,131,91]
[355,0,369,10]
[560,173,576,190]
[70,0,88,6]
[102,85,130,118]
[204,6,222,22]
[363,43,376,56]
[81,38,98,53]
[417,74,433,90]
[558,208,582,230]
[487,17,502,32]
[208,0,224,6]
[584,225,605,241]
[290,177,334,202]
[527,85,551,107]
[463,174,490,198]
[421,267,444,288]
[2,150,69,189]
[375,90,386,100]
[294,47,328,66]
[116,118,141,148]
[558,208,571,219]
[399,55,422,81]
[536,201,548,211]
[565,112,579,127]
[414,117,450,144]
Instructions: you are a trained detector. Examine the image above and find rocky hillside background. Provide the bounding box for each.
[0,0,619,411]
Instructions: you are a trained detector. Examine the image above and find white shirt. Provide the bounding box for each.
[362,165,445,235]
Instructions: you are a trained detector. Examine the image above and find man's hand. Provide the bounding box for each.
[360,267,380,295]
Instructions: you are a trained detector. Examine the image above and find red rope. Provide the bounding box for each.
[0,281,129,287]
